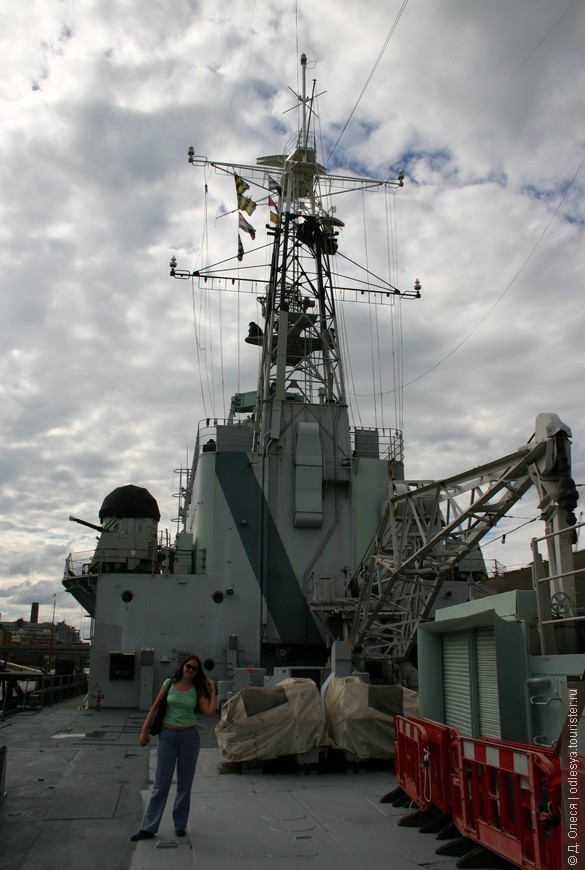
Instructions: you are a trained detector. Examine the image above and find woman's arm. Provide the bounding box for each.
[198,679,218,716]
[139,681,169,746]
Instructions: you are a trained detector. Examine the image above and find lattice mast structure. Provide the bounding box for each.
[177,54,409,448]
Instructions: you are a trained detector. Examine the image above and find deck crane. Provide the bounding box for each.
[338,412,579,672]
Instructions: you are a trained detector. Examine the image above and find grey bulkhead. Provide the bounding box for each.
[187,400,390,671]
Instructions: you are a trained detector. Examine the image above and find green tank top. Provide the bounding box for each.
[162,679,198,727]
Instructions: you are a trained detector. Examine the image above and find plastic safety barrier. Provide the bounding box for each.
[394,718,571,870]
[450,736,561,870]
[394,715,454,814]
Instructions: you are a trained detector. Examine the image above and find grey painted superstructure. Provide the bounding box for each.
[62,60,582,733]
[62,56,439,707]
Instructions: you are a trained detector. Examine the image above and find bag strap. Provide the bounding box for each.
[157,677,172,706]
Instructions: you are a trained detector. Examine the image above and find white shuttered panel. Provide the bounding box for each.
[442,631,473,735]
[475,626,501,738]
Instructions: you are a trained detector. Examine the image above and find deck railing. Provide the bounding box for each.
[0,672,88,718]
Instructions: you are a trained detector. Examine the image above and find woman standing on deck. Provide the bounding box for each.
[131,654,217,840]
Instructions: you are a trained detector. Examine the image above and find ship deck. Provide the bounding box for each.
[0,697,469,870]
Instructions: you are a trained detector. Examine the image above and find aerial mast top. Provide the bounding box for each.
[300,53,309,148]
[171,55,418,442]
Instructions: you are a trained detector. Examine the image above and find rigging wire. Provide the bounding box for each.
[201,1,257,417]
[312,91,363,430]
[205,266,217,414]
[361,192,379,427]
[188,0,580,413]
[348,145,584,402]
[336,276,363,429]
[385,190,403,431]
[218,276,226,419]
[189,169,212,418]
[192,276,208,418]
[201,284,215,415]
[365,0,585,397]
[386,0,583,394]
[325,0,410,168]
[237,276,241,394]
[215,1,257,158]
[364,188,388,430]
[413,0,580,177]
[341,0,584,401]
[394,203,404,429]
[395,147,585,393]
[348,188,404,429]
[374,295,384,429]
[480,515,539,546]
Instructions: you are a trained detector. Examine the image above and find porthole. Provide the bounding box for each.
[121,590,134,603]
[203,658,215,671]
[212,591,224,604]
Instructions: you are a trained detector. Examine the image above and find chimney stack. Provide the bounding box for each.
[30,602,39,624]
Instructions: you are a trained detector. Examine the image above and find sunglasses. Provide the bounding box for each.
[184,663,198,671]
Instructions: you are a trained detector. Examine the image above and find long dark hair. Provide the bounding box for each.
[172,654,211,700]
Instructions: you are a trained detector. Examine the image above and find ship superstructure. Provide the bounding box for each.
[63,55,431,703]
[62,57,579,712]
[56,54,585,870]
[174,55,423,672]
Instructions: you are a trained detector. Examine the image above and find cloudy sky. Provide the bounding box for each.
[1,0,584,629]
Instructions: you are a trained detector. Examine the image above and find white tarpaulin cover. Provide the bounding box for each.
[324,676,419,759]
[215,678,325,763]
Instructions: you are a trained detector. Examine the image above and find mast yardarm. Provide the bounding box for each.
[171,56,416,444]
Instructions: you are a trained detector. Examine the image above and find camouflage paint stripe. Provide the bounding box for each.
[215,452,322,645]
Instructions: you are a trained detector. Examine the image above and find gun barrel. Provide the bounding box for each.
[69,515,105,534]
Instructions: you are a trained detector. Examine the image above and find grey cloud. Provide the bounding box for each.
[1,0,584,626]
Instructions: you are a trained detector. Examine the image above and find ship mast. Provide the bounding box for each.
[164,54,419,669]
[172,55,414,444]
[254,53,354,447]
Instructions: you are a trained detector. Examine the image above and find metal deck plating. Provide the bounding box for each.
[0,700,464,870]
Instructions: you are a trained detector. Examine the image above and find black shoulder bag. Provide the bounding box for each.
[148,679,172,736]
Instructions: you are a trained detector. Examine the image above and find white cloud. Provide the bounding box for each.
[1,0,584,625]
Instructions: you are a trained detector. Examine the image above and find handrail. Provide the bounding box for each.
[0,672,88,719]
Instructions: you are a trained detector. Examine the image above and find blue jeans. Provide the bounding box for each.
[141,726,200,833]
